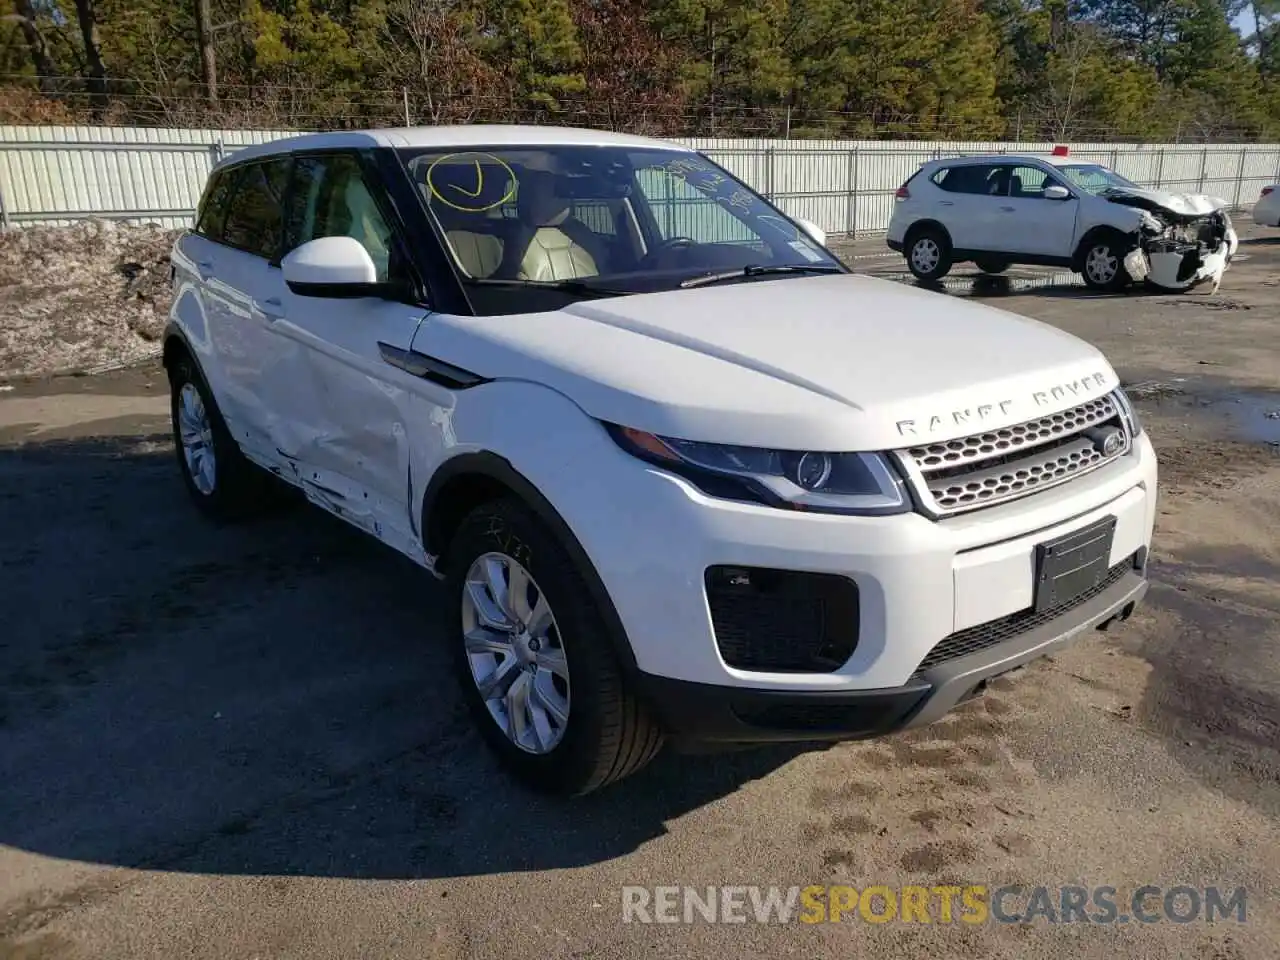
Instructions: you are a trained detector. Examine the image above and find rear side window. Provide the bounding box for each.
[932,164,1002,196]
[194,167,239,242]
[221,159,290,259]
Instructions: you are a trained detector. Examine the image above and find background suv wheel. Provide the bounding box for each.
[906,226,953,281]
[1080,232,1132,291]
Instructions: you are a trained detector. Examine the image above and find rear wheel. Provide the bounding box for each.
[446,499,663,795]
[906,227,953,281]
[168,353,270,520]
[1080,234,1131,291]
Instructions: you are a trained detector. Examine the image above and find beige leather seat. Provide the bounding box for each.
[514,172,603,282]
[447,230,503,278]
[420,163,508,278]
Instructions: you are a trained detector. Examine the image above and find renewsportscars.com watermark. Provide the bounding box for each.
[621,885,1248,925]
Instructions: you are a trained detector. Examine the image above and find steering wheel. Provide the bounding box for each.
[640,236,695,267]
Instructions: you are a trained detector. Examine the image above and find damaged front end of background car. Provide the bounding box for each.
[1106,188,1239,293]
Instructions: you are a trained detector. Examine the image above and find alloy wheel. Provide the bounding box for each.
[461,552,571,754]
[178,382,217,496]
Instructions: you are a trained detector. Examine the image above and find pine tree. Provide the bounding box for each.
[483,0,585,111]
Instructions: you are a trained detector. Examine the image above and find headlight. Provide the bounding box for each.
[1113,387,1143,438]
[607,425,909,515]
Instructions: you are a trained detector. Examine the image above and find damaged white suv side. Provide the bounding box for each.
[888,151,1238,292]
[165,126,1157,795]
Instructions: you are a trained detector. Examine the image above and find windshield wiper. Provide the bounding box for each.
[468,277,631,299]
[679,264,844,289]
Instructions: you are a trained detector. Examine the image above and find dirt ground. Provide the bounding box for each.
[1,227,1278,960]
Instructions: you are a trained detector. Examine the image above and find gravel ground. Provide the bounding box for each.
[0,226,1277,959]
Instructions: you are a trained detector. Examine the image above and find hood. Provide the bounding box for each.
[420,275,1119,451]
[1105,186,1229,219]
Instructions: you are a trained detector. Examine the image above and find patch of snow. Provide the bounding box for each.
[0,220,179,379]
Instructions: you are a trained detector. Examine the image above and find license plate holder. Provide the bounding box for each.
[1033,516,1117,613]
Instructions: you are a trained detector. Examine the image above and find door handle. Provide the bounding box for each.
[999,206,1016,212]
[938,200,954,206]
[259,297,285,321]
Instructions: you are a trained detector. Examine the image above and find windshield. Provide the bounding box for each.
[398,146,840,312]
[1058,164,1139,196]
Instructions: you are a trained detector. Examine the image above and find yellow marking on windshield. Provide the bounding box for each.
[426,152,518,213]
[450,160,487,198]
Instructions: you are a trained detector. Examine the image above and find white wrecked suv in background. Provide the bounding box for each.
[888,147,1238,292]
[164,126,1157,795]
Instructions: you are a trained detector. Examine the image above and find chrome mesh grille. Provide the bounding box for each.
[906,396,1117,470]
[897,394,1128,517]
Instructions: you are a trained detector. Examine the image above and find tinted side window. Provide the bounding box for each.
[221,160,289,259]
[284,154,396,282]
[933,164,1001,196]
[195,167,239,242]
[1008,165,1062,199]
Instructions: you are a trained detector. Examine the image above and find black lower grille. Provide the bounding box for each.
[911,555,1136,678]
[706,566,859,672]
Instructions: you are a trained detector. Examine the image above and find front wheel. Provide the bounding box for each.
[1080,237,1131,291]
[446,499,663,795]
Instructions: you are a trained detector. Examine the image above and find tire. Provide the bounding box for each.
[168,352,269,521]
[906,227,953,281]
[445,498,663,795]
[1079,233,1131,291]
[973,257,1010,274]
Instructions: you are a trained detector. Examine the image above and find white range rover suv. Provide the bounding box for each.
[166,126,1156,794]
[888,150,1238,292]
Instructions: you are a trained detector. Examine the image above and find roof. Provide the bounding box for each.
[925,153,1100,168]
[217,124,692,169]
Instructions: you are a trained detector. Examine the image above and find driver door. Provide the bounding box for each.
[992,164,1079,257]
[262,151,433,555]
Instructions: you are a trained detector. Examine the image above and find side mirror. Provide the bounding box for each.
[795,217,827,248]
[1044,185,1072,201]
[282,236,380,297]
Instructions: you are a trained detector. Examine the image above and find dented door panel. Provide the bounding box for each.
[265,296,434,559]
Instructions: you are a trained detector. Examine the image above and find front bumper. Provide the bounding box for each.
[640,565,1148,743]
[573,430,1156,691]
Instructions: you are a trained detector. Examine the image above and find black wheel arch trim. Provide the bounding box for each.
[1072,226,1135,271]
[422,451,640,672]
[904,219,953,248]
[162,322,197,373]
